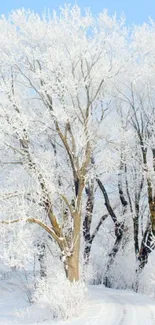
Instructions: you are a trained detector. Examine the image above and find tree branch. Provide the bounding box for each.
[96,177,117,224]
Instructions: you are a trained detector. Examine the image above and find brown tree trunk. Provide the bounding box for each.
[64,208,81,282]
[65,254,79,282]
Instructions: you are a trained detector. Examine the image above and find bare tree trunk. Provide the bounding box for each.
[64,215,81,282]
[96,154,129,287]
[37,241,47,279]
[83,182,94,265]
[138,222,154,269]
[83,214,108,265]
[65,254,79,282]
[136,147,155,271]
[133,214,139,257]
[96,177,126,285]
[103,222,124,287]
[132,178,143,258]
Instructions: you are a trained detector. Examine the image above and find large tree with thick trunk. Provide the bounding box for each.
[0,7,127,281]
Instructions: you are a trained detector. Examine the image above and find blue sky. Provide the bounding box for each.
[0,0,155,25]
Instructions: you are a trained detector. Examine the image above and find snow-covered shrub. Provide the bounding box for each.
[33,273,87,320]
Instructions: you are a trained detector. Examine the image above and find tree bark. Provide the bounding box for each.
[83,182,94,264]
[65,254,79,282]
[138,224,154,270]
[37,242,47,279]
[103,222,124,287]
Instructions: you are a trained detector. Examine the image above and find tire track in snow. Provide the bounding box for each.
[148,306,155,324]
[117,307,127,325]
[100,288,155,325]
[102,289,129,325]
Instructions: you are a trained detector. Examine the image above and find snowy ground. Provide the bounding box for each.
[1,276,155,325]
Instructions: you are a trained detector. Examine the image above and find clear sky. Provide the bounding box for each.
[0,0,155,25]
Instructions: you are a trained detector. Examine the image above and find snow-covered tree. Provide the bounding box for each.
[0,7,128,282]
[1,6,155,298]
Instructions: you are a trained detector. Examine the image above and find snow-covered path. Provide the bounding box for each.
[1,283,155,325]
[83,286,155,325]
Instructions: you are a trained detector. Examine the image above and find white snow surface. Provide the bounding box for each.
[1,280,155,325]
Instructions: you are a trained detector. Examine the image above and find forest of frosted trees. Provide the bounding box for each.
[1,5,155,319]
